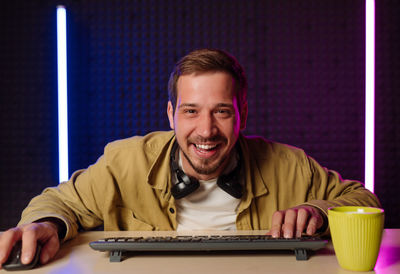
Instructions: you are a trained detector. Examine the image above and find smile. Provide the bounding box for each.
[195,144,218,150]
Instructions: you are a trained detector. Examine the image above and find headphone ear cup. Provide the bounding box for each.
[170,141,200,199]
[217,173,243,199]
[171,169,200,199]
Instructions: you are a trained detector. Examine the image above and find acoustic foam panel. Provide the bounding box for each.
[1,0,398,229]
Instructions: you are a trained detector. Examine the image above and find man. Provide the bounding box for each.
[0,49,380,268]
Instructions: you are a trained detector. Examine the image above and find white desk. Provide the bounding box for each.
[2,229,399,274]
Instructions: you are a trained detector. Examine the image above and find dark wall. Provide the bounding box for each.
[0,0,399,230]
[375,0,400,229]
[0,1,59,229]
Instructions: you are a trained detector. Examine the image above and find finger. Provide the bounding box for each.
[305,208,325,235]
[0,228,22,266]
[21,225,40,265]
[269,211,285,238]
[39,234,60,264]
[282,209,297,238]
[305,215,318,235]
[296,208,309,238]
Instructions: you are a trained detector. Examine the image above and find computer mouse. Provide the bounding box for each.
[2,240,42,271]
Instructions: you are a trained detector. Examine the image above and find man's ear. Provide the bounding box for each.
[240,102,248,130]
[167,101,175,130]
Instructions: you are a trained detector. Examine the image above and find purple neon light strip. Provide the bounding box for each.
[365,0,375,192]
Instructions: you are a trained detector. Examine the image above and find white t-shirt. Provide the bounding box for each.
[174,151,241,231]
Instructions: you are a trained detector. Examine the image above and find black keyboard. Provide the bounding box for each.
[89,235,328,262]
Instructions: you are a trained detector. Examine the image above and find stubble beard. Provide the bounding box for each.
[181,148,229,176]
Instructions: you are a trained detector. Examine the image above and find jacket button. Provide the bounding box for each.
[169,208,175,214]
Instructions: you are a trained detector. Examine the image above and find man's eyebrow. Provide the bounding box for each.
[216,103,234,108]
[178,103,235,109]
[178,103,198,109]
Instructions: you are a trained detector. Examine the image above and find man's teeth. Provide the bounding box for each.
[195,144,217,150]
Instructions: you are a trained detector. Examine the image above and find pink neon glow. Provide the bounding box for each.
[374,230,400,272]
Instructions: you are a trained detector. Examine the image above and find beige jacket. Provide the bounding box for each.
[19,131,381,240]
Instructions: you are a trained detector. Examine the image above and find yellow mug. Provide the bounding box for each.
[328,206,384,272]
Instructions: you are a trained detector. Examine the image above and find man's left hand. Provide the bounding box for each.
[268,206,325,238]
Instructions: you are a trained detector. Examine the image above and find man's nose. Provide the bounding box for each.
[196,113,217,137]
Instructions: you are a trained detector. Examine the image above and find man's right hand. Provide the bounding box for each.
[0,221,60,270]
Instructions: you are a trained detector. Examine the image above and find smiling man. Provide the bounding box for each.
[0,49,381,268]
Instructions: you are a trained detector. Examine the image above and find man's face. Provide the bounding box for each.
[167,72,247,180]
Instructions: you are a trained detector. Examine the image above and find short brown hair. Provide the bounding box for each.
[168,49,248,112]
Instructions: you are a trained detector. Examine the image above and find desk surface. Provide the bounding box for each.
[2,229,399,274]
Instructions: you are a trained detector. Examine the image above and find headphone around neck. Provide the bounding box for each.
[170,141,243,199]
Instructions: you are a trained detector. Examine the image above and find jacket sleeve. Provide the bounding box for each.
[302,156,382,230]
[17,155,112,242]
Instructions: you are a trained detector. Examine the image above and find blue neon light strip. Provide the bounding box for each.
[57,6,69,183]
[365,0,375,192]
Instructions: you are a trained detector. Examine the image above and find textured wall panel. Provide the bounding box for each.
[1,0,398,229]
[0,1,58,229]
[375,0,400,228]
[66,0,366,185]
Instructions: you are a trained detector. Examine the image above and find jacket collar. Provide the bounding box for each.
[237,134,269,212]
[146,131,175,194]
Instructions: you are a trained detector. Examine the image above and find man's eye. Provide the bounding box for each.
[215,109,232,117]
[184,109,197,114]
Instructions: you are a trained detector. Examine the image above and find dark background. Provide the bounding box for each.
[0,0,399,230]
